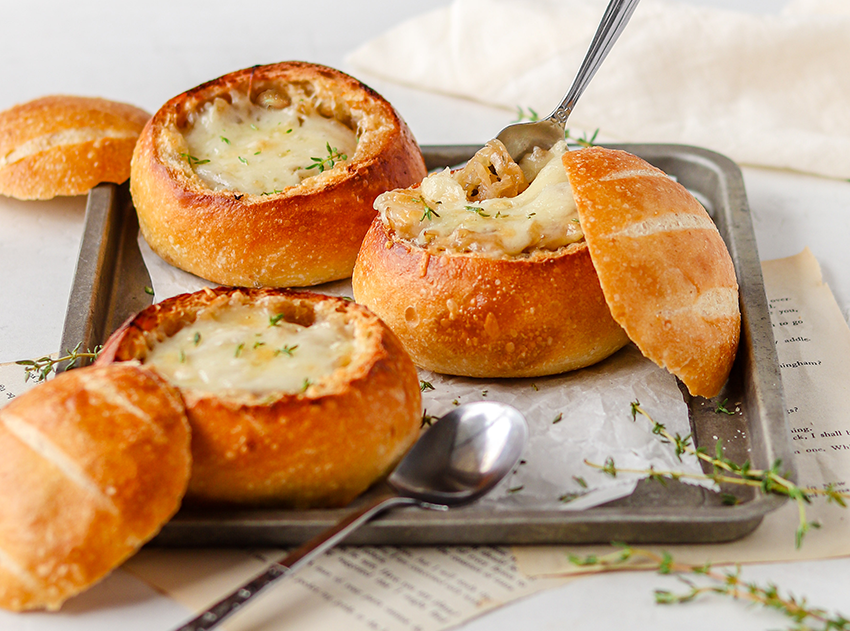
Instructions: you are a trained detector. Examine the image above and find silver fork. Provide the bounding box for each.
[495,0,642,161]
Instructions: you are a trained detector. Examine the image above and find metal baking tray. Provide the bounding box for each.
[62,143,792,545]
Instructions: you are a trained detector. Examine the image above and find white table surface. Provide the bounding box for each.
[2,1,849,629]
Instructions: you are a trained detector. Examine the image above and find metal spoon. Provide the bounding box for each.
[496,0,641,161]
[173,401,528,631]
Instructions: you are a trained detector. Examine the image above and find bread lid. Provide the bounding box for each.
[0,95,150,200]
[562,147,740,398]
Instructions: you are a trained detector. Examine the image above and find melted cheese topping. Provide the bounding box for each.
[182,92,357,195]
[144,301,356,395]
[376,141,582,258]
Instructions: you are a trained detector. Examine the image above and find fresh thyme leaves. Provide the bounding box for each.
[568,545,850,631]
[508,485,525,493]
[419,380,435,392]
[513,106,540,122]
[269,313,286,327]
[585,401,850,548]
[573,475,588,488]
[17,342,101,382]
[180,152,210,166]
[234,343,245,358]
[552,412,563,424]
[301,378,312,392]
[465,205,490,217]
[250,123,259,131]
[220,136,230,144]
[305,142,347,173]
[565,127,600,147]
[238,156,248,165]
[531,383,539,392]
[260,189,283,196]
[193,332,202,346]
[179,349,186,364]
[715,398,736,415]
[144,286,155,296]
[417,198,440,222]
[276,345,298,356]
[421,410,438,428]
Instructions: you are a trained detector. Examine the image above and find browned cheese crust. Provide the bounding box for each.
[96,287,422,508]
[130,61,427,288]
[563,147,741,398]
[0,364,191,611]
[0,95,150,200]
[352,220,630,378]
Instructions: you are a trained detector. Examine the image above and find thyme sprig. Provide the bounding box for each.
[305,142,347,173]
[568,544,850,630]
[17,342,101,383]
[585,402,849,548]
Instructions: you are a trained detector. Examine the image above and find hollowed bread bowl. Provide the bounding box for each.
[353,142,740,398]
[96,287,422,508]
[130,61,427,287]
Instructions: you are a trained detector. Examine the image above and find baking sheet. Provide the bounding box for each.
[62,144,792,544]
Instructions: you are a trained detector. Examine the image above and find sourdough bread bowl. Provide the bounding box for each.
[352,141,740,398]
[96,287,422,508]
[0,364,191,611]
[0,95,150,200]
[130,61,427,288]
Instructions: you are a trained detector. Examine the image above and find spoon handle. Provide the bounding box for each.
[549,0,641,126]
[173,492,419,631]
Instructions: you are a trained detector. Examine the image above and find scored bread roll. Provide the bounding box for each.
[0,95,150,200]
[563,147,740,398]
[0,364,191,612]
[131,61,427,288]
[96,287,422,507]
[353,141,740,397]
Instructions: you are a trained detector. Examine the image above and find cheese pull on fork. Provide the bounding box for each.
[495,0,641,161]
[173,401,528,631]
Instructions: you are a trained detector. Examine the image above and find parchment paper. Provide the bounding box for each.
[139,235,707,511]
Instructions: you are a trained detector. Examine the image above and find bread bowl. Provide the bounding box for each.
[352,141,740,397]
[130,61,427,288]
[0,95,150,200]
[96,287,422,507]
[0,364,190,611]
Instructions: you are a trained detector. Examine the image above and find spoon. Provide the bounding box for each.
[495,0,641,161]
[173,401,528,631]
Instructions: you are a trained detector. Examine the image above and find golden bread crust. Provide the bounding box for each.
[352,219,629,378]
[97,287,422,507]
[563,147,741,397]
[0,95,150,200]
[0,364,190,611]
[130,61,427,288]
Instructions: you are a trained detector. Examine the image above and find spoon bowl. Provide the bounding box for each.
[175,401,528,631]
[496,0,641,161]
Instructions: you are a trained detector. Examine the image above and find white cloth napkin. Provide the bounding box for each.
[347,0,850,179]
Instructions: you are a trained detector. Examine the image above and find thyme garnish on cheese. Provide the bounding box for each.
[305,142,347,173]
[180,152,210,166]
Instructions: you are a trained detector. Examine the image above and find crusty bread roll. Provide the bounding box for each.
[130,61,427,288]
[353,142,740,396]
[96,287,422,507]
[0,364,190,612]
[0,95,150,200]
[353,140,630,379]
[563,147,740,398]
[353,222,629,378]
